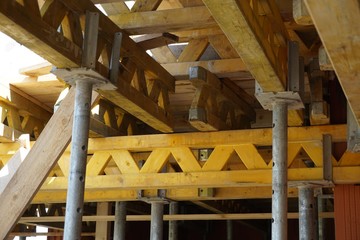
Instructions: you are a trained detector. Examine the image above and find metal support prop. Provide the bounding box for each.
[169,202,178,240]
[63,11,99,240]
[227,220,233,240]
[271,101,288,240]
[114,202,127,240]
[299,187,316,240]
[63,80,94,239]
[150,202,164,240]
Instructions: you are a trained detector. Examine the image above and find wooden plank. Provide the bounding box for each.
[170,147,202,172]
[95,202,110,240]
[0,1,81,68]
[131,0,162,12]
[86,151,112,176]
[189,66,255,119]
[318,45,333,71]
[32,186,299,203]
[293,0,313,25]
[19,62,53,77]
[1,0,176,132]
[38,166,360,191]
[135,33,178,50]
[17,212,334,223]
[100,2,129,15]
[234,144,269,169]
[162,58,248,80]
[139,148,171,173]
[0,88,99,240]
[177,38,209,62]
[208,34,239,59]
[111,150,140,174]
[151,46,177,64]
[304,0,360,125]
[109,6,217,34]
[202,0,286,91]
[202,146,234,171]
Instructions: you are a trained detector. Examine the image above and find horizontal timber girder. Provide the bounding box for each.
[0,0,175,133]
[202,0,303,126]
[1,124,359,204]
[304,0,360,126]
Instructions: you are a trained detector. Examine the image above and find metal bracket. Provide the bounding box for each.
[137,189,170,204]
[51,68,117,90]
[347,103,360,152]
[323,134,333,181]
[255,91,304,110]
[109,32,123,85]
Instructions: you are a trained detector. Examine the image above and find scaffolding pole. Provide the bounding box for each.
[114,202,127,240]
[299,187,316,240]
[271,102,288,240]
[150,202,164,240]
[169,202,178,240]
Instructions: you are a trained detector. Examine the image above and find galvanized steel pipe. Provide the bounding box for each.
[271,102,288,240]
[63,80,93,240]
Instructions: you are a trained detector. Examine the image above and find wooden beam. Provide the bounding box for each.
[318,45,333,71]
[32,187,299,203]
[202,0,303,126]
[202,0,287,90]
[177,38,209,62]
[188,66,255,130]
[109,6,217,34]
[95,202,110,240]
[38,166,358,190]
[304,0,360,124]
[0,0,175,133]
[0,88,99,239]
[293,0,313,25]
[18,212,334,223]
[134,33,179,50]
[162,58,249,80]
[130,0,162,12]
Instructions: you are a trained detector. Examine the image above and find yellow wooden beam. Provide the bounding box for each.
[305,0,360,125]
[162,58,248,80]
[39,166,360,191]
[32,187,299,203]
[109,6,217,34]
[18,212,334,223]
[0,88,98,240]
[202,0,303,126]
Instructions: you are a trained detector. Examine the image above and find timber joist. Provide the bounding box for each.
[202,0,303,126]
[1,124,359,203]
[188,66,255,131]
[0,95,47,140]
[0,0,175,133]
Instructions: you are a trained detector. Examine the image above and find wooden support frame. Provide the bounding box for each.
[188,66,255,131]
[304,0,360,127]
[0,0,175,133]
[0,88,99,239]
[202,0,303,126]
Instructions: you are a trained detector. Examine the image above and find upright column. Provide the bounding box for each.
[63,80,94,239]
[168,202,178,240]
[299,187,316,240]
[272,101,288,240]
[63,11,100,240]
[227,220,233,240]
[150,202,164,240]
[114,202,127,240]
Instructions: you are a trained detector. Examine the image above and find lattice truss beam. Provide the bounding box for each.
[0,0,175,133]
[0,124,358,203]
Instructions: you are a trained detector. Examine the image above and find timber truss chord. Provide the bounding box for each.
[1,124,359,203]
[0,0,175,133]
